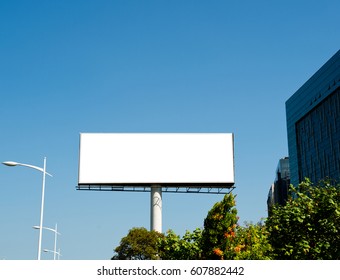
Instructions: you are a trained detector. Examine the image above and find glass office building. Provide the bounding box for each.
[286,50,340,187]
[267,157,290,213]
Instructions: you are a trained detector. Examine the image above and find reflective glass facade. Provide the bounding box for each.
[286,50,340,186]
[267,157,290,213]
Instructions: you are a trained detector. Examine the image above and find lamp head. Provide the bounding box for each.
[2,161,19,166]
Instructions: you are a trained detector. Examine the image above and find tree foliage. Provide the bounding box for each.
[232,222,272,260]
[200,193,238,259]
[111,227,163,260]
[158,228,202,260]
[111,179,339,260]
[266,179,340,259]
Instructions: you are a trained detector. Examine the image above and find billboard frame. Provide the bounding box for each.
[77,132,235,188]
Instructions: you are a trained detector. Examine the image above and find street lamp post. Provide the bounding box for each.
[2,157,52,260]
[33,223,60,260]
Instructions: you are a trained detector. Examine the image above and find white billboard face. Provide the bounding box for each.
[78,133,234,186]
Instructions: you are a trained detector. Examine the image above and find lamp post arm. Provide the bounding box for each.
[33,226,61,235]
[2,161,52,177]
[17,163,52,177]
[43,249,62,257]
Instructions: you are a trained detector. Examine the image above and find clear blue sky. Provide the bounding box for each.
[0,0,339,260]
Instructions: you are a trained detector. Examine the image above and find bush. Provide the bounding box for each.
[266,179,340,259]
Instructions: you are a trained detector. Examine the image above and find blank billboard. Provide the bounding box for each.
[78,133,234,186]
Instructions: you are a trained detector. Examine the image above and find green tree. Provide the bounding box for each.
[200,193,238,259]
[158,228,202,260]
[232,222,272,260]
[111,227,163,260]
[266,179,340,259]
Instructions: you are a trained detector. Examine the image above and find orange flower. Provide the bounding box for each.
[213,248,224,257]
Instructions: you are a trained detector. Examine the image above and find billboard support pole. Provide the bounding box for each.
[150,185,162,232]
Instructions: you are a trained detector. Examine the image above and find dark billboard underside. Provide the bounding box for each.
[76,184,235,194]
